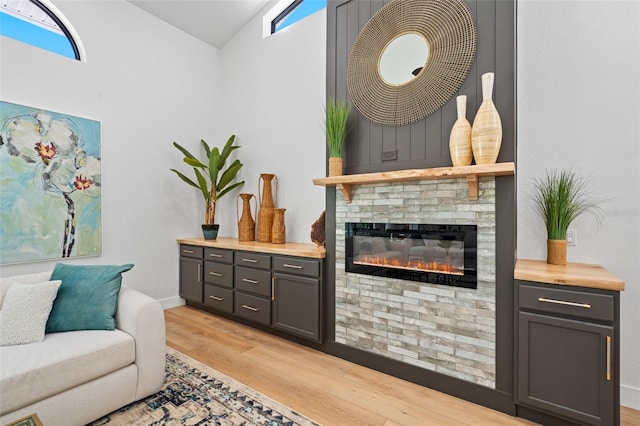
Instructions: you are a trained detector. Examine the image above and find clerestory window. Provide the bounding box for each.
[0,0,84,61]
[263,0,327,37]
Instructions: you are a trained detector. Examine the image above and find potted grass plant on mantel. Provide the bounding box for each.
[533,169,603,265]
[171,135,244,240]
[325,97,351,177]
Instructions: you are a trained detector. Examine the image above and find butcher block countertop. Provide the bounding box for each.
[515,259,625,291]
[177,237,326,259]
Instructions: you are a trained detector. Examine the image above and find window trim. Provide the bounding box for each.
[31,0,81,60]
[270,0,303,34]
[3,0,87,61]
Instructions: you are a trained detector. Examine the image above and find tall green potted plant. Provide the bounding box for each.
[533,169,602,265]
[171,135,244,240]
[325,97,351,176]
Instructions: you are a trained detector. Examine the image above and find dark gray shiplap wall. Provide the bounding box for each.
[328,0,515,174]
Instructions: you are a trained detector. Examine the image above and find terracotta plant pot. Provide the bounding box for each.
[547,239,567,265]
[329,157,343,177]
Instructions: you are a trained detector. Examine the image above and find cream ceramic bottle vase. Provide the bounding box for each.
[257,173,277,242]
[471,72,502,164]
[449,95,472,166]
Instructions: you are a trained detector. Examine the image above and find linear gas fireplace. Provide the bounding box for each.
[345,223,477,289]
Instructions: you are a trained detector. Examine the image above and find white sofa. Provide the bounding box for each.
[0,271,166,426]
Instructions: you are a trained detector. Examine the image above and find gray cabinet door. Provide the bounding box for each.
[272,272,320,342]
[518,311,614,425]
[180,257,202,303]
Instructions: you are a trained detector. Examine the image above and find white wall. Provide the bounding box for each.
[2,0,636,410]
[0,0,223,308]
[216,3,327,243]
[517,0,640,408]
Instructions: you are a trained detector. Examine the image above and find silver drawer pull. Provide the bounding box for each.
[183,249,194,254]
[241,304,259,312]
[242,278,259,284]
[209,253,223,258]
[538,297,591,309]
[283,263,303,269]
[209,272,223,277]
[209,296,223,301]
[242,258,258,263]
[606,336,612,381]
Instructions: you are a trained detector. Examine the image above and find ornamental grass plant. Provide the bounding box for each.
[533,169,603,241]
[325,97,351,158]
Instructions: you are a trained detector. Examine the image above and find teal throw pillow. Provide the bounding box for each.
[46,263,134,333]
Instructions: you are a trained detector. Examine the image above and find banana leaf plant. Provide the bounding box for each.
[171,135,244,225]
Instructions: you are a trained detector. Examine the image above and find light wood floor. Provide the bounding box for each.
[165,306,640,426]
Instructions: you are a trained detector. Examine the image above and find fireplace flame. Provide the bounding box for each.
[354,255,464,276]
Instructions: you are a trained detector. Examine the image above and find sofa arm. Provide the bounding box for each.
[115,286,166,400]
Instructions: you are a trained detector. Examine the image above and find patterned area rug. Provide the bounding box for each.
[89,347,321,426]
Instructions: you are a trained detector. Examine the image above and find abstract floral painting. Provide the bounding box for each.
[0,101,101,264]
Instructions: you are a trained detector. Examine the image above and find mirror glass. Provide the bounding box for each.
[378,33,429,86]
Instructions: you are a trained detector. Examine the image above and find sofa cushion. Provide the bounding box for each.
[46,264,134,333]
[0,329,135,415]
[0,280,61,346]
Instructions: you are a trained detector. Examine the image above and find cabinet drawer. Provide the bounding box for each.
[204,247,233,263]
[273,256,320,277]
[235,252,271,270]
[180,244,203,259]
[235,266,272,298]
[519,282,614,322]
[204,262,233,288]
[235,291,271,325]
[204,285,233,313]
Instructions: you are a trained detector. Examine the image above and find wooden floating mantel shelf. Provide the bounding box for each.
[312,162,515,202]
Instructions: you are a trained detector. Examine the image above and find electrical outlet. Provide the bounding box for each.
[567,229,577,246]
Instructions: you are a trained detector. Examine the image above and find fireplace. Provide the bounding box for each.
[345,223,477,289]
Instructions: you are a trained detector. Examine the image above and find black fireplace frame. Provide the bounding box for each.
[345,223,478,289]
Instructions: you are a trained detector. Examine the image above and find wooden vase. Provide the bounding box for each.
[328,157,343,177]
[449,95,472,167]
[547,239,567,265]
[272,208,286,244]
[237,193,256,242]
[471,72,502,165]
[257,173,277,243]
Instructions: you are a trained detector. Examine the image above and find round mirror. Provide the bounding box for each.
[378,33,429,86]
[346,0,477,127]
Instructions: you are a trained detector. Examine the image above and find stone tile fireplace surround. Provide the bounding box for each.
[334,177,497,387]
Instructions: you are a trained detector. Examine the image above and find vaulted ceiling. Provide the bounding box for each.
[127,0,271,49]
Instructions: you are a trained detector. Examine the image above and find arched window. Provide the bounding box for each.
[263,0,327,37]
[0,0,85,61]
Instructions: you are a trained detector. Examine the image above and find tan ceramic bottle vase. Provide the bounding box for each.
[471,72,502,164]
[237,193,256,242]
[257,173,277,242]
[449,95,472,166]
[272,208,286,244]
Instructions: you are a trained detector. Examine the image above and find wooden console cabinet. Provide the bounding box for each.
[178,238,325,343]
[515,259,624,426]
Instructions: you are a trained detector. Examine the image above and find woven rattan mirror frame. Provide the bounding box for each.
[346,0,477,127]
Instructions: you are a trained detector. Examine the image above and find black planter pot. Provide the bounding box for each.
[202,224,219,240]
